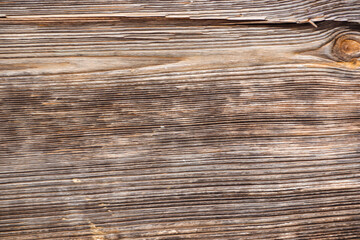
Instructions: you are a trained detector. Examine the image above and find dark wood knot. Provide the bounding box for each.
[332,35,360,62]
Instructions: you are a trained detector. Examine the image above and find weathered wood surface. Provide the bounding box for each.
[1,0,360,23]
[1,8,360,240]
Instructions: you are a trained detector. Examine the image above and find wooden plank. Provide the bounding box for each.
[0,16,360,239]
[1,0,360,23]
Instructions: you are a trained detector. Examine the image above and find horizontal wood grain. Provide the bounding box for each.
[0,16,360,239]
[1,0,360,24]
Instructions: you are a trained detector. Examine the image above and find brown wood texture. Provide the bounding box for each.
[1,6,360,240]
[1,0,360,23]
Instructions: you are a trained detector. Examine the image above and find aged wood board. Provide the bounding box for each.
[1,1,360,239]
[1,0,360,23]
